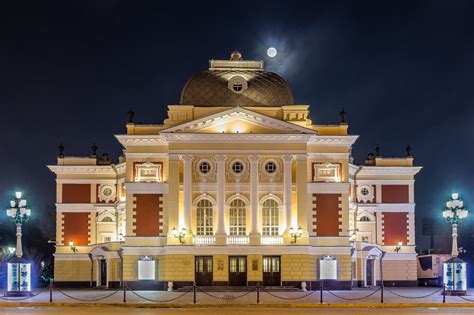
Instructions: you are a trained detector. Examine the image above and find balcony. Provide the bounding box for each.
[261,235,283,245]
[193,235,215,245]
[227,235,249,245]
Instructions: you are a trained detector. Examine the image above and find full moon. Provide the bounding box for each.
[267,47,277,58]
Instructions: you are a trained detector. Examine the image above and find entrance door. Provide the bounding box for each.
[100,259,107,286]
[366,259,373,286]
[195,256,213,286]
[229,256,247,286]
[263,256,281,286]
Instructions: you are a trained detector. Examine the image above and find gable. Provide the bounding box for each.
[160,107,317,134]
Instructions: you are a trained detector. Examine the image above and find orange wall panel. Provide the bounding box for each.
[63,212,89,246]
[381,185,409,203]
[383,212,408,245]
[313,194,341,236]
[133,194,162,236]
[62,184,91,203]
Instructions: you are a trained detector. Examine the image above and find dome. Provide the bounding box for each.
[180,52,294,107]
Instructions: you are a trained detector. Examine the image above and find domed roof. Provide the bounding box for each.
[180,52,294,107]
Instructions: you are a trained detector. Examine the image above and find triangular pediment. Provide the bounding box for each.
[160,107,317,134]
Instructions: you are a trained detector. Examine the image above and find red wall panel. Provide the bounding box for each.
[62,184,91,203]
[63,212,89,246]
[381,185,409,203]
[383,212,408,245]
[133,194,162,236]
[313,194,341,236]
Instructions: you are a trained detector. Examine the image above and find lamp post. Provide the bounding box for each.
[4,191,32,296]
[442,192,468,295]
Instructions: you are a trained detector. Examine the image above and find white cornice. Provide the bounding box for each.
[115,135,168,147]
[349,164,422,176]
[307,182,350,194]
[56,179,118,184]
[55,203,96,212]
[48,165,116,175]
[125,152,169,158]
[308,135,359,147]
[307,152,350,159]
[161,133,314,143]
[124,182,169,194]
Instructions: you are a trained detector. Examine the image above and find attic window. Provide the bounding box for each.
[227,76,248,94]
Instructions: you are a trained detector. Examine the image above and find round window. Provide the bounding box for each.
[360,187,370,196]
[265,161,277,174]
[227,76,248,94]
[103,187,113,196]
[232,161,244,174]
[199,161,211,174]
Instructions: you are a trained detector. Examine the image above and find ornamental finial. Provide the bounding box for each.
[58,143,65,158]
[339,108,347,124]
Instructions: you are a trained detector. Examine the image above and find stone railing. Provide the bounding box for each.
[193,235,216,245]
[226,235,249,245]
[261,235,283,245]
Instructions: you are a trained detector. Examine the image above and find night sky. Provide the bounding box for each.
[1,1,474,254]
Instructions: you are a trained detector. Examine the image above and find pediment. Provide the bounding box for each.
[160,107,317,134]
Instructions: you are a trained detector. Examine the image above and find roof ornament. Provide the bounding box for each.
[58,143,65,158]
[375,144,381,157]
[127,109,135,124]
[339,108,347,124]
[91,143,98,157]
[230,51,242,61]
[406,144,412,157]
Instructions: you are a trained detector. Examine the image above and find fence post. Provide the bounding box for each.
[442,284,446,304]
[123,282,126,303]
[49,283,53,303]
[319,281,323,304]
[380,283,384,303]
[193,284,197,304]
[257,283,260,304]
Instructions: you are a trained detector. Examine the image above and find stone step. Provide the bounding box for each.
[177,286,302,292]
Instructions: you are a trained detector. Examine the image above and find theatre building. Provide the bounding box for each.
[48,51,421,289]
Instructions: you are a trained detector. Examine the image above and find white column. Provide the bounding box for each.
[249,155,261,245]
[282,155,294,231]
[15,224,23,258]
[180,155,193,233]
[452,223,459,257]
[215,155,227,243]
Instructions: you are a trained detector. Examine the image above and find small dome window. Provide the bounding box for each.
[228,76,248,94]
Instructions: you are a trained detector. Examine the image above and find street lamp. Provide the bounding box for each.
[289,227,303,244]
[4,191,32,296]
[172,227,186,244]
[442,192,468,295]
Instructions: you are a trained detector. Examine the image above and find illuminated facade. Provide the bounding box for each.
[48,52,421,289]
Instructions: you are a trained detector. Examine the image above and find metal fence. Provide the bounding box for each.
[0,283,469,304]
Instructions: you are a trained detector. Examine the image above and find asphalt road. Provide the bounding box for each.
[1,307,474,315]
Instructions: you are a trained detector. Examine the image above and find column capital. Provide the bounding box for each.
[214,154,227,163]
[281,155,295,163]
[248,155,261,163]
[179,154,194,163]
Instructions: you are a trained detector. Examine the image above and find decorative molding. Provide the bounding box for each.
[356,184,374,203]
[55,203,96,212]
[115,135,168,147]
[98,184,116,203]
[125,153,168,159]
[48,165,116,175]
[308,135,359,146]
[161,133,315,143]
[349,164,423,176]
[56,179,118,184]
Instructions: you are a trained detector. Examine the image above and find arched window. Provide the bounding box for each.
[359,216,371,222]
[229,199,246,235]
[196,199,213,235]
[101,216,113,223]
[262,199,279,236]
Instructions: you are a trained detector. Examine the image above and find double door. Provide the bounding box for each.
[263,256,281,286]
[195,256,213,286]
[229,256,247,286]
